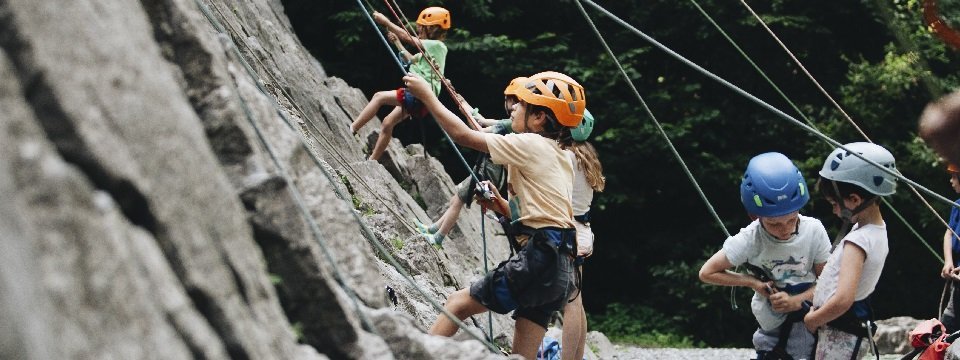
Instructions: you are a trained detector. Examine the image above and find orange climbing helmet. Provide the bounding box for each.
[417,7,451,30]
[503,77,528,96]
[514,71,587,127]
[948,163,959,174]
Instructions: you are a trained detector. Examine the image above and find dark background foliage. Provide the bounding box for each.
[282,0,960,346]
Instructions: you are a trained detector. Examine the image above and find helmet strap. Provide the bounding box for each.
[827,180,879,251]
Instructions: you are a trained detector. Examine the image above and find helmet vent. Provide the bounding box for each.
[873,176,883,187]
[830,159,840,171]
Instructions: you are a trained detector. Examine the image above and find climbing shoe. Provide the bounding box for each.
[415,220,438,235]
[422,233,445,248]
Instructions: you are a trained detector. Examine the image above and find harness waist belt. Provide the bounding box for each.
[574,211,590,223]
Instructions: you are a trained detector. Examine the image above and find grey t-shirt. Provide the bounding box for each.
[723,215,831,330]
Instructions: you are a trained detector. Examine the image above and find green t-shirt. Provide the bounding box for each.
[408,39,447,95]
[495,119,513,134]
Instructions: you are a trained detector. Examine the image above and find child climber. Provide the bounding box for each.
[403,70,584,359]
[699,152,831,360]
[940,163,960,332]
[350,7,450,161]
[803,142,898,359]
[415,77,527,246]
[561,110,604,360]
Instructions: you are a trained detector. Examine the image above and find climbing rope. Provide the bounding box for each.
[578,0,960,212]
[194,0,380,336]
[380,0,482,131]
[690,0,951,262]
[572,0,746,309]
[732,0,960,259]
[377,0,503,339]
[571,0,730,240]
[356,0,482,185]
[199,0,499,352]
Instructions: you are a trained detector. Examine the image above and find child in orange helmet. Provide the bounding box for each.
[404,70,584,359]
[939,163,960,332]
[350,7,450,161]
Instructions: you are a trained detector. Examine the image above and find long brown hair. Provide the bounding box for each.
[571,141,605,192]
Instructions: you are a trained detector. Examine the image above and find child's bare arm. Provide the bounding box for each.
[698,250,773,297]
[387,33,414,62]
[803,242,865,331]
[404,74,490,152]
[944,229,955,278]
[373,12,416,45]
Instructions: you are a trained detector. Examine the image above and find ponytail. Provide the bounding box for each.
[571,141,605,192]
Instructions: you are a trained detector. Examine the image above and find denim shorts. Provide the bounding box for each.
[469,227,576,328]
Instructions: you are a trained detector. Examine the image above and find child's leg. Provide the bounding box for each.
[428,288,488,336]
[560,293,586,360]
[368,106,404,161]
[351,90,400,134]
[513,317,548,359]
[436,195,465,236]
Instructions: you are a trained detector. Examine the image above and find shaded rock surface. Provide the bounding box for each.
[0,0,513,358]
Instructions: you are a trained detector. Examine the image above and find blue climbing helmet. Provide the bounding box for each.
[740,152,810,217]
[571,109,594,142]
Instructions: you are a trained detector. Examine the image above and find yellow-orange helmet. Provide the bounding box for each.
[949,163,959,174]
[503,77,528,96]
[515,71,586,127]
[417,7,450,30]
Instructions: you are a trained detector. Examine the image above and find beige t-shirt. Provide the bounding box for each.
[487,133,575,230]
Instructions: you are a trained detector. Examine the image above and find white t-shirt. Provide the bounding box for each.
[571,153,593,217]
[813,222,889,308]
[723,215,831,330]
[568,151,594,256]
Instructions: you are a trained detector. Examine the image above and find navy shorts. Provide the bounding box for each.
[395,87,429,119]
[469,227,576,328]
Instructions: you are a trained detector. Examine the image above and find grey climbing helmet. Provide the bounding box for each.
[818,142,898,196]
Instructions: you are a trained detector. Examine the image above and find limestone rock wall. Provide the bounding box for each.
[0,0,512,358]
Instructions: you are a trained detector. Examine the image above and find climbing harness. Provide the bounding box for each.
[742,263,813,360]
[820,298,880,360]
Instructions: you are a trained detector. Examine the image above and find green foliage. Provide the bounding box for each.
[413,192,427,211]
[392,237,404,250]
[590,303,701,348]
[268,273,282,286]
[292,322,304,342]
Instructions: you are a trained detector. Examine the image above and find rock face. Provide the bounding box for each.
[0,0,512,358]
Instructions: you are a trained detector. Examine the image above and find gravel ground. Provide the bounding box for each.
[610,344,906,360]
[610,345,755,359]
